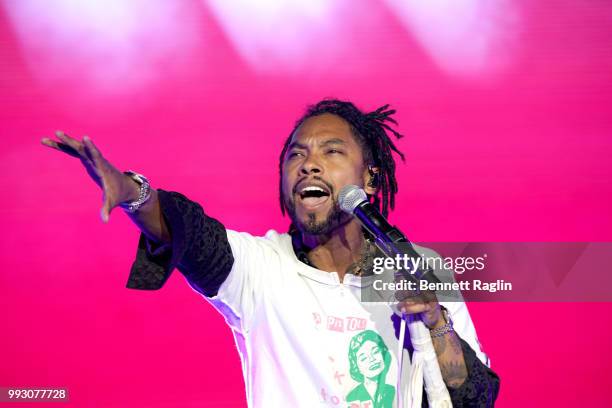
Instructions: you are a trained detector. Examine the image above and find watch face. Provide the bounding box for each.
[130,173,141,182]
[130,173,148,185]
[126,171,146,185]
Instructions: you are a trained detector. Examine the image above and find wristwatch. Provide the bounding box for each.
[119,171,151,213]
[429,306,454,338]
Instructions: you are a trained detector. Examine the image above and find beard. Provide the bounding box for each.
[285,193,348,235]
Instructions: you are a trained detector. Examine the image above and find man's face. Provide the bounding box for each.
[281,113,372,235]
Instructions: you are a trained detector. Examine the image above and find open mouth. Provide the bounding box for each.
[297,185,331,210]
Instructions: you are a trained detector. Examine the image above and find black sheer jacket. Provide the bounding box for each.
[127,190,500,407]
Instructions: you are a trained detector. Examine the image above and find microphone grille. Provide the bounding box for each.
[338,185,368,214]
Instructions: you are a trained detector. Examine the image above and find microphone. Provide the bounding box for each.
[338,184,439,283]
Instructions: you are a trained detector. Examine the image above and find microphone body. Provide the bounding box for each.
[339,185,439,283]
[352,199,409,252]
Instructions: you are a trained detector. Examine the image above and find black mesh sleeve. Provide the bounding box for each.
[447,337,501,407]
[126,189,234,297]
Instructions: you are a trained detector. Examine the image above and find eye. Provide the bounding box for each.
[327,149,343,155]
[287,151,305,159]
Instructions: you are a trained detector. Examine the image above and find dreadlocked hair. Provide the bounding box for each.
[278,99,405,218]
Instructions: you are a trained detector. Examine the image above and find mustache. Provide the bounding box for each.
[292,176,334,195]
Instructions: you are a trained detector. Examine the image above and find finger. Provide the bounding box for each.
[82,136,103,164]
[100,194,111,223]
[99,178,115,223]
[41,137,63,152]
[399,301,430,315]
[399,295,435,312]
[421,290,438,303]
[56,130,81,143]
[56,130,85,156]
[100,206,109,223]
[41,137,58,148]
[395,288,422,303]
[41,137,81,158]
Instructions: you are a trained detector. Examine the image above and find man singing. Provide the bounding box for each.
[42,99,499,407]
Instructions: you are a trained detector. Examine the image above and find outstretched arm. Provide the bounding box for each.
[42,131,233,294]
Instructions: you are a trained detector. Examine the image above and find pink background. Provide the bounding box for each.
[1,0,612,406]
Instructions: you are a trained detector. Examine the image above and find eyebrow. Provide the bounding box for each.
[320,138,346,147]
[287,138,347,151]
[287,141,307,151]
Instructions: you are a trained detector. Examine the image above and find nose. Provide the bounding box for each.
[299,155,322,175]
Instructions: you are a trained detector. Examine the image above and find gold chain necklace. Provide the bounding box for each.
[349,238,378,277]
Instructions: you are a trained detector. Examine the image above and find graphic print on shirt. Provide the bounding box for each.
[346,330,395,408]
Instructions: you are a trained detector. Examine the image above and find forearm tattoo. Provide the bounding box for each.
[440,359,469,389]
[433,333,468,389]
[433,335,447,356]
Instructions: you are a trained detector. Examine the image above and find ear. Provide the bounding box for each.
[364,165,380,196]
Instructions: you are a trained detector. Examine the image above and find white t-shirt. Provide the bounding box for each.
[203,229,488,408]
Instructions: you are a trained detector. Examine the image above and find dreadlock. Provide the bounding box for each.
[279,99,405,218]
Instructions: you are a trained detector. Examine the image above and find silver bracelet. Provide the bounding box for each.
[119,171,151,213]
[430,307,454,338]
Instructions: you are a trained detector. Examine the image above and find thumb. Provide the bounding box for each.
[100,206,109,223]
[100,193,113,223]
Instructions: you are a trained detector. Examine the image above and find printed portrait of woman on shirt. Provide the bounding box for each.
[347,330,395,408]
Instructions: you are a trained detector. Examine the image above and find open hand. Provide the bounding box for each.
[41,131,138,223]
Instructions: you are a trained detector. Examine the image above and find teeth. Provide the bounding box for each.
[301,186,326,194]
